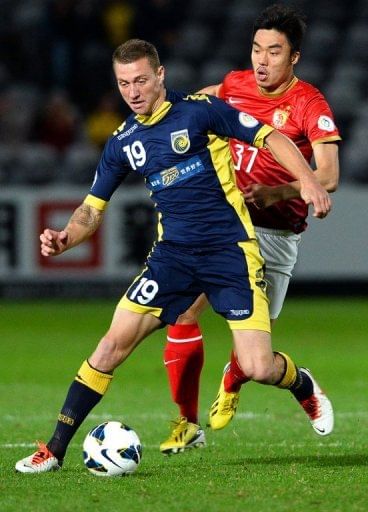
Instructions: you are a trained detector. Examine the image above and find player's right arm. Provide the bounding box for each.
[40,201,104,257]
[40,125,132,257]
[243,141,340,208]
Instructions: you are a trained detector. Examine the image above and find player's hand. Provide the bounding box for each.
[242,184,279,209]
[40,228,68,257]
[300,178,331,218]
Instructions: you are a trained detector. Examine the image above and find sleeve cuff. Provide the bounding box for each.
[83,194,108,211]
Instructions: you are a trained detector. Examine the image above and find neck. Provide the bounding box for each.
[150,87,166,114]
[259,74,296,96]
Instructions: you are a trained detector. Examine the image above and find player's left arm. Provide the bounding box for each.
[263,130,331,218]
[244,141,339,208]
[312,142,340,191]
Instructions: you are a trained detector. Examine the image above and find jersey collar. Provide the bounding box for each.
[258,76,298,98]
[135,100,172,125]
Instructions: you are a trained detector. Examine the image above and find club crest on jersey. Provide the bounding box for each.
[272,108,290,128]
[171,129,191,154]
[317,115,335,132]
[162,166,180,186]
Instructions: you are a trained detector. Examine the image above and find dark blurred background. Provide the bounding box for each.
[0,0,367,297]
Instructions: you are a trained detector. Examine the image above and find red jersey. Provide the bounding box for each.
[219,70,341,233]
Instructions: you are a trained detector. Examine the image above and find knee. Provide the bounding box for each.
[90,334,126,372]
[237,354,274,383]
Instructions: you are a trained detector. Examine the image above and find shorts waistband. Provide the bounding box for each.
[255,226,295,237]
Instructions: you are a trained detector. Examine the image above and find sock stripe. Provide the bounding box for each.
[274,351,297,389]
[75,360,112,395]
[167,335,203,343]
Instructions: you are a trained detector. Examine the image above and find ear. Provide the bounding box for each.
[291,52,300,65]
[158,65,165,84]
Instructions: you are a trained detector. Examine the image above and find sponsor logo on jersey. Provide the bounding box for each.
[171,129,191,154]
[272,108,290,128]
[117,123,139,140]
[147,156,204,191]
[317,115,335,132]
[239,112,259,128]
[162,166,180,186]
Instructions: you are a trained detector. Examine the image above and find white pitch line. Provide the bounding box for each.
[4,411,368,422]
[1,441,348,449]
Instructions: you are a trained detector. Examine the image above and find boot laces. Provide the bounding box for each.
[31,442,54,464]
[170,417,188,435]
[219,393,238,414]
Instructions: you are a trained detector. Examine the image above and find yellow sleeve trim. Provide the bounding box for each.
[311,136,342,147]
[84,194,108,211]
[253,124,274,148]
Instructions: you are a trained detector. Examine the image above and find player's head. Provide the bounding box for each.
[251,4,307,92]
[112,39,165,115]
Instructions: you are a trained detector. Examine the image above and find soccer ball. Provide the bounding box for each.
[83,421,142,476]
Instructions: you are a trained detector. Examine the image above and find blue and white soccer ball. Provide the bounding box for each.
[83,421,142,476]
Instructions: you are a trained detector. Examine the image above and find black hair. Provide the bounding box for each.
[252,4,307,53]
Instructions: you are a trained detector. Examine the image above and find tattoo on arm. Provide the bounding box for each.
[70,204,102,232]
[65,204,103,248]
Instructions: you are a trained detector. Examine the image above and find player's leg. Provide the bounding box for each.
[231,333,333,434]
[164,294,208,423]
[210,229,289,423]
[15,242,198,472]
[254,229,333,435]
[220,228,297,395]
[210,232,333,434]
[160,295,208,454]
[15,307,162,473]
[210,327,317,429]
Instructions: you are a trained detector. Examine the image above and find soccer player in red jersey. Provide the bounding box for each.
[160,4,341,454]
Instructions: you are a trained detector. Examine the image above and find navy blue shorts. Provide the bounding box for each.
[119,240,270,331]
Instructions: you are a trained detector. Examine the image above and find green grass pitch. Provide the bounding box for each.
[1,297,368,511]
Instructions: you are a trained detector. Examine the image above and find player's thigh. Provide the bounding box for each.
[175,293,209,324]
[118,243,200,325]
[201,240,270,332]
[255,228,301,319]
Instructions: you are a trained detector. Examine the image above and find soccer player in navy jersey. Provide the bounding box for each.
[15,38,331,473]
[160,4,339,455]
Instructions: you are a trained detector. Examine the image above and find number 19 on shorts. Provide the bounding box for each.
[129,278,159,304]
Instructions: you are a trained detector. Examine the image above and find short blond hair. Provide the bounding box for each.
[112,39,161,71]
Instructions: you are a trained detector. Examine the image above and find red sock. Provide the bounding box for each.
[224,350,250,392]
[164,323,204,424]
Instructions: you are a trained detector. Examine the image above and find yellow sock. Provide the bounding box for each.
[274,351,297,389]
[75,360,113,395]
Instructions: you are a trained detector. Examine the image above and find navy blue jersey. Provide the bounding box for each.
[86,90,274,246]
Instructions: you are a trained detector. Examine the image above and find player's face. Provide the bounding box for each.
[251,29,300,94]
[114,57,165,115]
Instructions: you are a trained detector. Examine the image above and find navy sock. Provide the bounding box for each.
[47,380,103,460]
[290,369,313,401]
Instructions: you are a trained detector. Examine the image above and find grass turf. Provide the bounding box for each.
[1,297,368,511]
